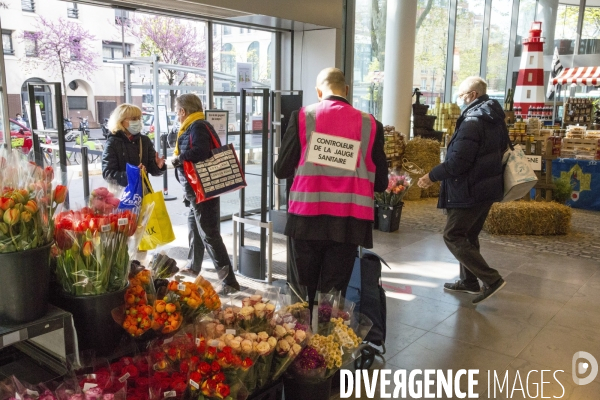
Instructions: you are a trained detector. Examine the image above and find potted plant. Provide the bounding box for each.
[0,151,66,324]
[374,172,412,232]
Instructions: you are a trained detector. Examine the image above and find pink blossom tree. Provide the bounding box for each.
[20,17,98,117]
[129,16,206,110]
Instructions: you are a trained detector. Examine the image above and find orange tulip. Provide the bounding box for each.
[0,197,14,211]
[20,211,32,223]
[155,300,166,313]
[3,208,20,226]
[53,185,68,204]
[165,303,176,313]
[168,281,179,292]
[82,241,93,257]
[23,200,38,214]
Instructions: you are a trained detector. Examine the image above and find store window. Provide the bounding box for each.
[70,38,81,60]
[114,9,130,25]
[22,0,35,12]
[247,41,260,81]
[2,30,14,55]
[223,26,232,35]
[554,3,579,55]
[68,96,88,110]
[421,78,427,89]
[24,32,37,57]
[514,0,537,57]
[352,0,386,118]
[413,0,450,105]
[451,0,485,100]
[485,0,513,102]
[580,6,600,55]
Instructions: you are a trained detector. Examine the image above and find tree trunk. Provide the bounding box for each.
[416,0,434,32]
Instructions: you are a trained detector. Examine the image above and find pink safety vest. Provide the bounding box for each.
[288,99,377,221]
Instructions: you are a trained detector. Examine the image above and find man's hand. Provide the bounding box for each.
[155,152,166,169]
[418,173,434,189]
[138,163,146,172]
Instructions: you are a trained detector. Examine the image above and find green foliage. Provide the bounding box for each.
[553,177,572,205]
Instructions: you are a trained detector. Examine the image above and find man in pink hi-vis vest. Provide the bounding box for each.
[274,68,388,314]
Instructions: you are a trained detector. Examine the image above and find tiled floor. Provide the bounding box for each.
[326,226,600,399]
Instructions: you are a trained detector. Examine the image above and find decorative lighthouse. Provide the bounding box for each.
[513,21,546,119]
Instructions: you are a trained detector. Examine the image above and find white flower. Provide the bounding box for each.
[256,341,271,356]
[250,294,263,304]
[274,325,287,338]
[257,331,269,342]
[294,330,307,344]
[267,336,278,348]
[254,303,266,318]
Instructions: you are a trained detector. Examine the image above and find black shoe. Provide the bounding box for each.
[472,278,506,305]
[179,267,199,277]
[444,280,480,295]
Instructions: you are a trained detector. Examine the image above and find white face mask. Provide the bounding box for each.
[127,120,142,135]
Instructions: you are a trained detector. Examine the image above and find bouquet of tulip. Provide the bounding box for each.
[0,151,67,253]
[53,205,139,296]
[374,171,412,206]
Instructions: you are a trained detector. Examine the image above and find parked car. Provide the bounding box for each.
[0,119,33,153]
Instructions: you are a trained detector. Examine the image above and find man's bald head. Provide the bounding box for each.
[458,76,487,97]
[315,68,349,100]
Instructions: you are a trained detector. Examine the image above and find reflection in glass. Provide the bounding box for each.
[554,3,579,55]
[352,0,386,119]
[514,0,537,57]
[414,0,450,105]
[486,0,513,103]
[581,6,600,55]
[451,0,485,100]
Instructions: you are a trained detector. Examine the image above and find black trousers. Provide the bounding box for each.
[184,185,233,279]
[291,239,357,310]
[443,202,502,287]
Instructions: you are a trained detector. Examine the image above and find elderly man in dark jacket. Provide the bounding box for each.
[418,76,509,305]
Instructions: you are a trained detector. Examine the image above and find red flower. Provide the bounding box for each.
[215,383,230,399]
[189,371,201,385]
[82,240,94,257]
[54,228,74,250]
[53,185,67,204]
[122,364,139,379]
[213,372,225,383]
[179,360,190,374]
[211,361,221,372]
[198,361,211,375]
[171,379,187,394]
[134,377,149,389]
[44,166,54,182]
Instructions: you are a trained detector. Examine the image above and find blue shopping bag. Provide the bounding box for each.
[118,163,143,210]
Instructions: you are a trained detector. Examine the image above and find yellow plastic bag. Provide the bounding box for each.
[138,172,175,251]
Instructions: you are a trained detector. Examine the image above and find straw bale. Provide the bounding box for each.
[404,137,442,198]
[484,202,572,235]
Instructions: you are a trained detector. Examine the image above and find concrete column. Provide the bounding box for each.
[537,0,559,56]
[381,0,418,136]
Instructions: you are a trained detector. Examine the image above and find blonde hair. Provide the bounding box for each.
[107,104,142,134]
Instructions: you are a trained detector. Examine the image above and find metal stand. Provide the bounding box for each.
[232,214,274,283]
[161,134,177,201]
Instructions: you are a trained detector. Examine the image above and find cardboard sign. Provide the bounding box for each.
[306,131,361,171]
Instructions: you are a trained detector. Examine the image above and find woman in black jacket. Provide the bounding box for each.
[171,93,240,290]
[102,104,166,187]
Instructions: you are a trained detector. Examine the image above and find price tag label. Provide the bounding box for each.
[163,391,176,398]
[119,372,130,383]
[26,390,39,397]
[189,380,199,390]
[118,218,129,226]
[178,283,186,291]
[83,383,98,392]
[101,224,111,232]
[87,374,97,379]
[195,337,201,346]
[226,329,236,335]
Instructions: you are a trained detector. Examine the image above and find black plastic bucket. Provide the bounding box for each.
[283,375,332,400]
[50,285,127,357]
[0,243,52,325]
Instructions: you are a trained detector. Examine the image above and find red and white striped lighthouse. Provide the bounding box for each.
[513,21,546,118]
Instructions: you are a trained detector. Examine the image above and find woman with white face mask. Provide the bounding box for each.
[102,103,166,187]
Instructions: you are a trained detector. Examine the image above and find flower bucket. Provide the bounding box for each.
[373,203,379,230]
[283,375,332,400]
[377,203,403,233]
[0,242,52,325]
[50,284,128,356]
